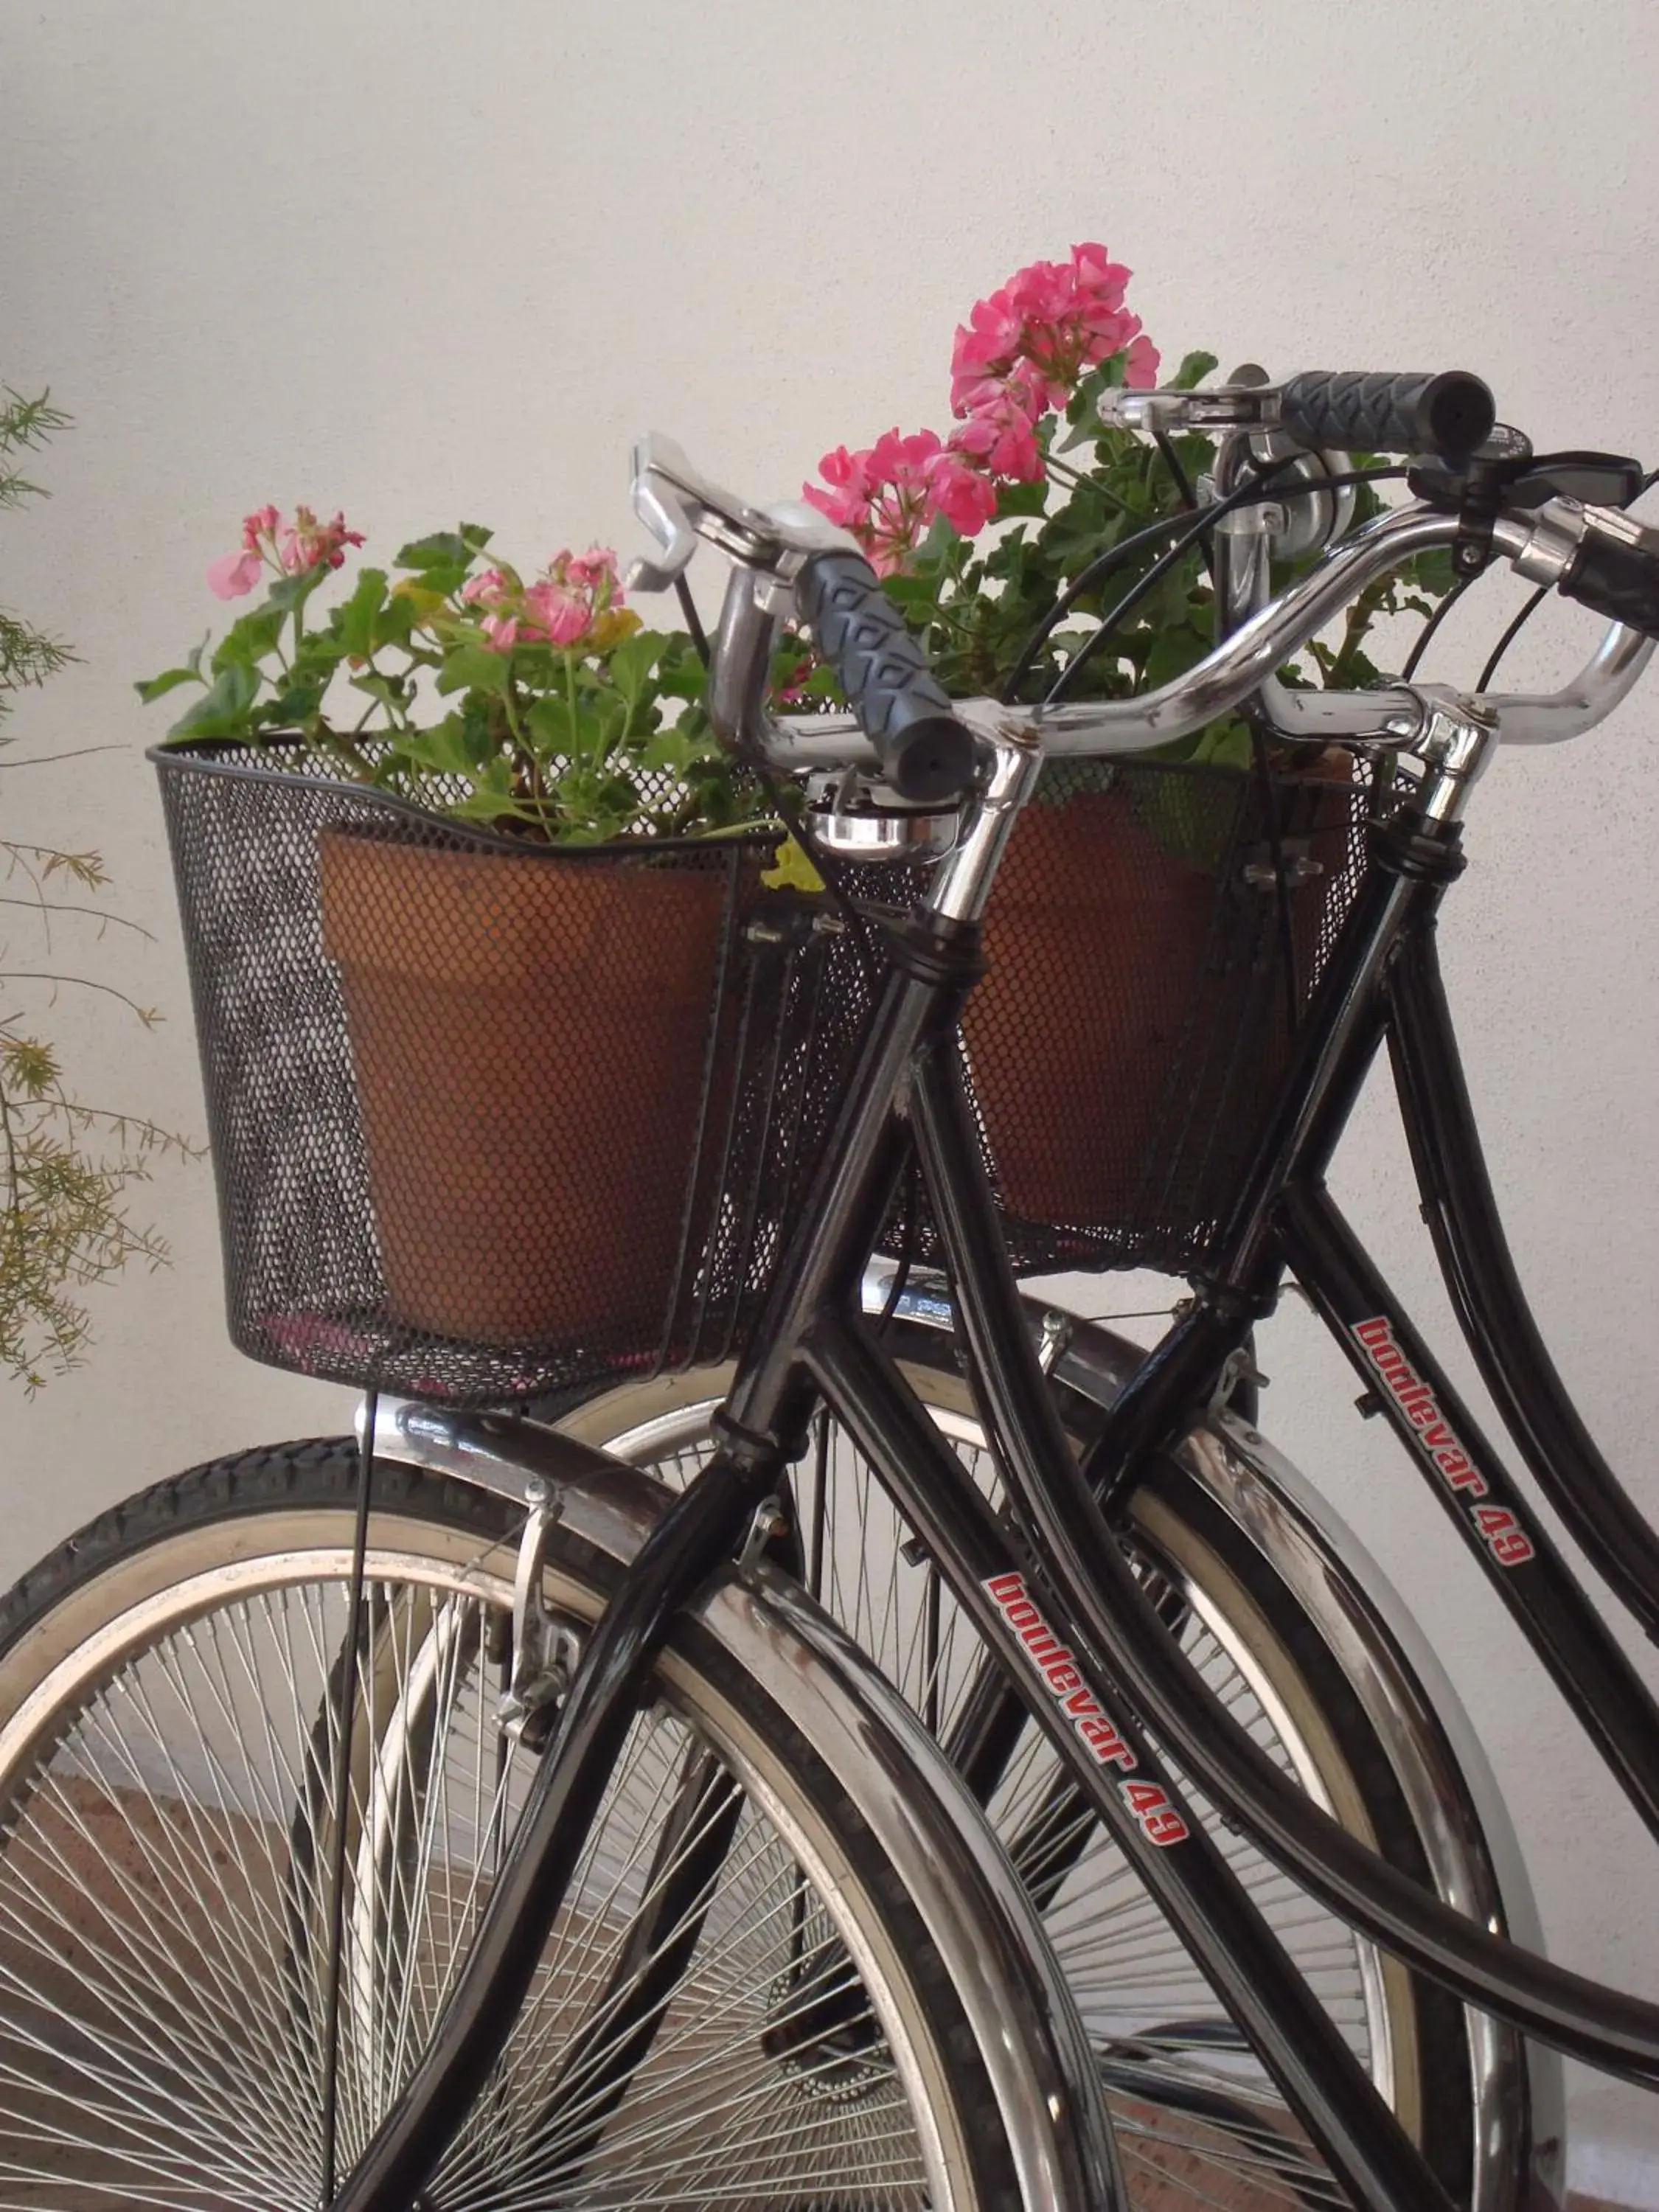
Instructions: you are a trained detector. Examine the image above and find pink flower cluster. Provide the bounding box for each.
[950,242,1158,422]
[804,242,1159,574]
[207,504,365,599]
[807,430,995,577]
[462,547,623,653]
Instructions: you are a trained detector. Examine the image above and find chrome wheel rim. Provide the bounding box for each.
[0,1521,962,2211]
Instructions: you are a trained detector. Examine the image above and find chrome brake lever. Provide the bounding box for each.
[627,432,786,590]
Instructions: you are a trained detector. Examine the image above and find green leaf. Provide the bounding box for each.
[371,591,417,653]
[394,531,473,572]
[166,659,260,738]
[1172,349,1220,391]
[435,643,509,696]
[266,568,327,615]
[525,695,577,751]
[291,632,350,682]
[210,602,288,672]
[393,713,479,779]
[992,479,1048,520]
[133,665,206,704]
[348,670,408,711]
[605,627,665,706]
[1060,367,1112,451]
[880,572,939,611]
[639,728,705,774]
[263,680,326,727]
[333,568,389,658]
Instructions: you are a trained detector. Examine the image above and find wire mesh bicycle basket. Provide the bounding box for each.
[153,736,848,1405]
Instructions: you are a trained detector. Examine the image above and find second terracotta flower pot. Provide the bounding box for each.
[963,788,1217,1228]
[962,760,1355,1239]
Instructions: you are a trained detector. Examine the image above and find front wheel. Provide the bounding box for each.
[0,1439,1037,2211]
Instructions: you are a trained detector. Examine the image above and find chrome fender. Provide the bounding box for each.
[363,1396,1124,2212]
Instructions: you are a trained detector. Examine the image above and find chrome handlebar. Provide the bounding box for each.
[627,432,1656,784]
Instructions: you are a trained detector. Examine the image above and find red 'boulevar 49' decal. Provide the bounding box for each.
[1351,1316,1536,1567]
[984,1571,1189,1846]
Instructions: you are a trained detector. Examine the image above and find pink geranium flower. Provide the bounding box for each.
[522,580,592,646]
[280,506,366,574]
[928,453,1000,538]
[461,568,514,611]
[951,243,1158,414]
[206,549,265,600]
[565,548,621,591]
[467,546,626,653]
[803,428,953,574]
[206,503,364,598]
[947,365,1046,484]
[804,240,1161,569]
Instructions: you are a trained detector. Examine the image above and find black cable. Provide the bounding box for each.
[1400,571,1480,681]
[1003,507,1203,703]
[1152,428,1214,583]
[1406,461,1658,690]
[1006,467,1407,706]
[1152,428,1200,513]
[1041,504,1226,705]
[1475,584,1551,692]
[319,1390,378,2202]
[675,574,711,667]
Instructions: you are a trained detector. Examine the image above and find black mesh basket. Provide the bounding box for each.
[154,737,848,1406]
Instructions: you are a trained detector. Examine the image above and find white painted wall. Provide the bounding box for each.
[4,0,1657,2187]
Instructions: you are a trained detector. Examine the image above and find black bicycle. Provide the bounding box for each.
[1,368,1657,2212]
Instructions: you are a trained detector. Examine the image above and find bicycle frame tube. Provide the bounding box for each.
[330,919,984,2211]
[1277,1179,1659,1844]
[1386,919,1659,1641]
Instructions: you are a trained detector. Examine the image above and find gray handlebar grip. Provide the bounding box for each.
[1279,370,1496,458]
[794,552,978,804]
[1560,531,1659,641]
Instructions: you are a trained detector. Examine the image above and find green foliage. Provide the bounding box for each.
[1,389,192,1389]
[142,535,748,844]
[0,1026,185,1391]
[142,344,1458,849]
[0,390,74,729]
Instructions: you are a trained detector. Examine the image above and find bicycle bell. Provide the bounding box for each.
[801,769,964,863]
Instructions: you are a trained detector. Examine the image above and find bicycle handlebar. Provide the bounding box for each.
[757,498,1659,776]
[1561,525,1659,636]
[627,424,1659,787]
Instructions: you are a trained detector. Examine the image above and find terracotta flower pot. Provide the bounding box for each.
[963,788,1217,1227]
[962,759,1355,1235]
[317,829,728,1347]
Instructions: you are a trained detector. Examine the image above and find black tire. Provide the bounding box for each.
[0,1439,1026,2212]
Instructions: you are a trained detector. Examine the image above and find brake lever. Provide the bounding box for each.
[627,433,787,590]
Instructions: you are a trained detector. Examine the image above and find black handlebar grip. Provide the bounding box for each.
[1560,530,1659,641]
[794,551,978,804]
[1279,370,1496,458]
